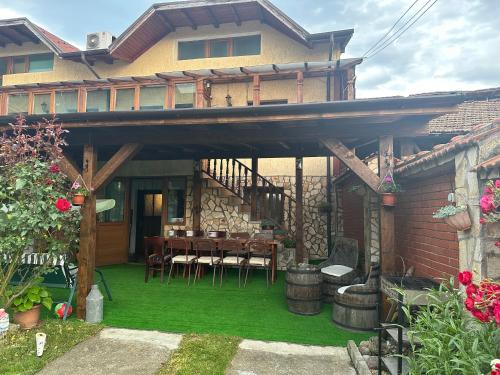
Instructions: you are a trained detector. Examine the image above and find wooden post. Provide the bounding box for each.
[295,157,304,263]
[196,79,204,108]
[192,160,202,231]
[252,75,261,106]
[379,135,395,275]
[76,144,97,319]
[296,71,304,104]
[346,68,355,100]
[326,156,333,256]
[251,157,258,220]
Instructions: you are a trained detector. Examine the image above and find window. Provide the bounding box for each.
[28,54,54,73]
[144,193,163,217]
[175,83,195,109]
[139,86,165,110]
[98,180,126,223]
[86,89,110,112]
[0,58,7,75]
[115,88,135,111]
[233,35,261,56]
[244,186,284,223]
[33,93,51,114]
[13,57,25,74]
[7,94,28,115]
[178,35,261,60]
[55,91,78,113]
[167,178,186,224]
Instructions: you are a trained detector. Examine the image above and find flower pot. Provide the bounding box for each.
[72,194,85,206]
[13,305,41,330]
[444,210,471,231]
[381,193,397,207]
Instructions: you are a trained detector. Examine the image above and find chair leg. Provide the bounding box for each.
[238,266,242,288]
[193,263,199,285]
[244,265,250,288]
[212,266,216,287]
[220,265,224,287]
[167,262,174,285]
[160,263,165,283]
[266,266,269,288]
[96,268,112,301]
[187,263,192,286]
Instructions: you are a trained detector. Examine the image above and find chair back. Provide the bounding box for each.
[318,237,359,269]
[168,237,190,258]
[144,237,165,257]
[246,240,271,258]
[194,239,217,262]
[221,239,245,261]
[230,232,250,239]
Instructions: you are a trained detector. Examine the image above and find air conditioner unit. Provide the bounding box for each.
[86,32,114,50]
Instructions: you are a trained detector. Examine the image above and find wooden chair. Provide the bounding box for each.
[193,239,220,287]
[144,236,170,283]
[220,239,247,288]
[167,238,197,286]
[244,240,272,287]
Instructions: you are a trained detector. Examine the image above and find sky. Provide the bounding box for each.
[0,0,499,98]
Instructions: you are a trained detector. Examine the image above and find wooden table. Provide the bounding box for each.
[165,237,278,283]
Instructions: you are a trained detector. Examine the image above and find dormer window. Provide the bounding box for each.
[0,53,54,75]
[178,35,261,60]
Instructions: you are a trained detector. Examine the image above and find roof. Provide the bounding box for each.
[104,0,354,62]
[395,119,500,176]
[0,18,79,54]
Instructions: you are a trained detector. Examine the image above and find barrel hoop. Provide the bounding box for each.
[332,318,376,332]
[286,268,320,274]
[333,299,378,311]
[287,296,322,303]
[286,280,322,287]
[288,307,321,316]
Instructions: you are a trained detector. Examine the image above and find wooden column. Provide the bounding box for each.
[251,157,258,220]
[252,75,261,106]
[296,71,304,104]
[379,135,395,275]
[326,156,333,256]
[196,79,204,108]
[192,160,202,231]
[346,68,355,100]
[295,157,305,263]
[76,144,97,319]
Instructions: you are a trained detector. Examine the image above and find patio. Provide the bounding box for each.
[48,264,370,346]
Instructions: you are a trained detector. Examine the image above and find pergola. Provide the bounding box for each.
[0,92,472,318]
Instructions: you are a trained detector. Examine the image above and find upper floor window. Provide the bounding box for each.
[86,89,110,112]
[175,83,195,109]
[0,53,54,75]
[178,35,261,60]
[140,86,165,110]
[55,91,78,113]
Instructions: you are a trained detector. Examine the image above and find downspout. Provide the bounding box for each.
[80,52,101,79]
[326,32,334,256]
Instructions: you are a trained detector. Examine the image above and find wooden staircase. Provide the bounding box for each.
[202,158,295,231]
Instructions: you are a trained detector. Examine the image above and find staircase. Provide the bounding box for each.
[202,158,295,232]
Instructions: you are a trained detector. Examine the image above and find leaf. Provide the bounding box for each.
[39,290,49,298]
[15,178,27,190]
[41,297,53,311]
[28,292,41,303]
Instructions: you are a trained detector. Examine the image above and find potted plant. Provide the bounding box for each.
[261,218,276,231]
[379,174,403,207]
[71,180,88,206]
[9,284,53,329]
[282,237,296,250]
[273,228,287,241]
[433,204,471,231]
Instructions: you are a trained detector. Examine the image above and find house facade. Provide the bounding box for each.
[0,1,361,265]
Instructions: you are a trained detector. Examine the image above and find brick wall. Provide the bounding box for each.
[395,170,459,280]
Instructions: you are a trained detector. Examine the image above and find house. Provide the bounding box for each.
[0,0,488,318]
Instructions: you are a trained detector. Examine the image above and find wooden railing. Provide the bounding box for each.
[203,158,295,231]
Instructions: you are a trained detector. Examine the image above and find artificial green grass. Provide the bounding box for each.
[158,334,240,375]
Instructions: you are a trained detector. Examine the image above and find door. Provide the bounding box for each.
[135,190,163,260]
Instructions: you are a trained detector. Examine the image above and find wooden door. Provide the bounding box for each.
[134,190,163,260]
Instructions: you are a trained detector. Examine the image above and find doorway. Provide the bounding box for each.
[134,190,163,261]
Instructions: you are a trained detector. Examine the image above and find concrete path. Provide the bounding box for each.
[38,328,182,375]
[227,339,356,375]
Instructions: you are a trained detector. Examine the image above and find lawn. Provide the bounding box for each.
[51,264,370,346]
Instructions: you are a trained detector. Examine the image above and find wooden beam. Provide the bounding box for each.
[379,135,395,275]
[157,12,176,32]
[206,7,220,28]
[12,26,40,44]
[252,75,261,106]
[230,5,242,26]
[295,157,305,263]
[321,138,380,192]
[76,144,97,319]
[58,154,81,183]
[251,157,258,220]
[181,9,197,30]
[0,30,22,46]
[93,144,142,191]
[192,161,202,231]
[296,71,304,104]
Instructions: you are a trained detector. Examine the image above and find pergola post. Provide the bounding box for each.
[296,71,304,104]
[76,144,97,319]
[295,157,305,263]
[251,157,258,220]
[252,75,261,106]
[192,160,202,231]
[379,135,395,274]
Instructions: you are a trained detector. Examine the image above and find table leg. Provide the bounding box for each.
[272,244,277,283]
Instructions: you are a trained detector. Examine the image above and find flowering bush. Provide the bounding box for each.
[0,117,80,310]
[480,180,500,224]
[458,270,500,326]
[378,174,403,193]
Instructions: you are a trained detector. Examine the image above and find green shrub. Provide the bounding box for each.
[432,205,467,219]
[9,282,52,313]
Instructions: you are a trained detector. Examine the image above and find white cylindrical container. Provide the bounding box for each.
[0,309,9,337]
[85,284,104,324]
[36,332,47,356]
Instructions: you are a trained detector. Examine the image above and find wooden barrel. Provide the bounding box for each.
[286,265,322,316]
[321,270,358,304]
[332,285,378,331]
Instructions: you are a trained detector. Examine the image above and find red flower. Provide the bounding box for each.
[465,297,475,311]
[494,302,500,326]
[495,241,500,248]
[480,217,487,224]
[49,164,60,173]
[496,180,500,188]
[45,178,54,185]
[480,194,495,214]
[55,198,71,212]
[458,270,473,286]
[466,284,477,296]
[471,308,490,323]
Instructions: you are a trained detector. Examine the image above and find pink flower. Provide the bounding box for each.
[484,186,494,195]
[72,181,81,190]
[55,198,71,212]
[466,284,477,296]
[480,217,486,224]
[496,180,500,188]
[49,164,60,174]
[384,175,393,183]
[458,270,473,286]
[480,194,495,214]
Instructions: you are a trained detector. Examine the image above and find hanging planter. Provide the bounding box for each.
[71,175,89,206]
[72,194,85,206]
[433,205,471,231]
[378,173,403,207]
[381,193,397,207]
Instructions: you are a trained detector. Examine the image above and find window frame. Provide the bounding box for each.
[163,177,188,225]
[0,53,54,75]
[177,34,261,60]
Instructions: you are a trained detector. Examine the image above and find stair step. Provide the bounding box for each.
[227,196,243,205]
[240,204,251,213]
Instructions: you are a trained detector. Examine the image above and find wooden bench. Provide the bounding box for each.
[5,253,112,320]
